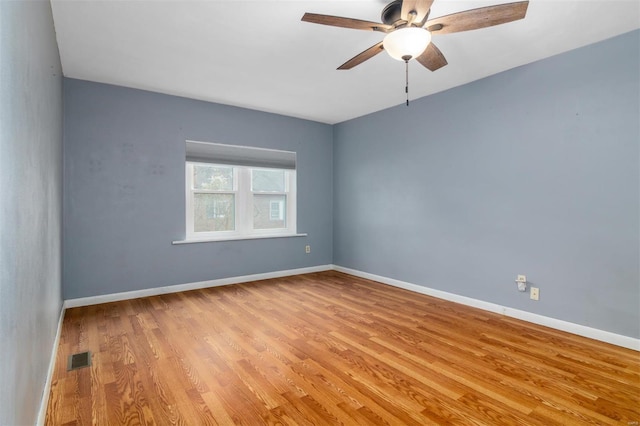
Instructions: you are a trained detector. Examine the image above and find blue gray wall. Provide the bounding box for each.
[0,1,63,424]
[333,30,640,338]
[63,79,333,300]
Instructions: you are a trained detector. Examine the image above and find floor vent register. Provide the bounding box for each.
[67,351,91,371]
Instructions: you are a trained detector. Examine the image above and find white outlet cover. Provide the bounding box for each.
[516,274,527,282]
[530,287,540,300]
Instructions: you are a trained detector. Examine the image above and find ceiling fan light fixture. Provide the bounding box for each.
[383,27,431,61]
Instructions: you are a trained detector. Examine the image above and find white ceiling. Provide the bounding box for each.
[50,0,640,124]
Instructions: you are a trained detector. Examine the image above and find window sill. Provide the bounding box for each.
[172,233,308,245]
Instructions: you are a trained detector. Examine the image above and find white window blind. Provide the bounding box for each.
[186,140,296,170]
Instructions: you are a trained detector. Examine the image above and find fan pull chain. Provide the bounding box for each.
[404,57,410,106]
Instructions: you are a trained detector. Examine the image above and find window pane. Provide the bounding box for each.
[252,169,285,192]
[253,194,286,229]
[194,193,235,232]
[193,165,233,191]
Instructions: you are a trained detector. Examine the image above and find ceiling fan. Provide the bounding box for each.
[301,0,529,71]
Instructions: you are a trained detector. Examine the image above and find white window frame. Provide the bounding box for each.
[185,162,297,241]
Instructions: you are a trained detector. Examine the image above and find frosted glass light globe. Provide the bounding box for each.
[383,27,431,61]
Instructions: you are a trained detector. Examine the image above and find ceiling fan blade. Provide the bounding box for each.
[416,42,448,71]
[302,13,391,32]
[401,0,435,23]
[425,1,528,35]
[338,42,385,70]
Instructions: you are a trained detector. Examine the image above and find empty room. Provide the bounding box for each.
[1,0,639,424]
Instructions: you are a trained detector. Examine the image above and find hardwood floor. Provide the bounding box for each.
[46,271,639,425]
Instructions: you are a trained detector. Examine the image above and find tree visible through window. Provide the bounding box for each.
[192,165,235,232]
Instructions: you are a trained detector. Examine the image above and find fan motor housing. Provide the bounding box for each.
[381,0,403,25]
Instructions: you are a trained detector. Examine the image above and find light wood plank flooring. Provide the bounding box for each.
[46,271,639,425]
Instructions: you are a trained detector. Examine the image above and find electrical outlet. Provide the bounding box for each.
[530,287,539,301]
[305,245,311,254]
[516,274,527,292]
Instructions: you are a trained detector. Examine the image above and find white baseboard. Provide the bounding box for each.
[332,265,640,351]
[36,304,65,426]
[64,264,333,309]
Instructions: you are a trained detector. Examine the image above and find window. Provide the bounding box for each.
[184,141,297,240]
